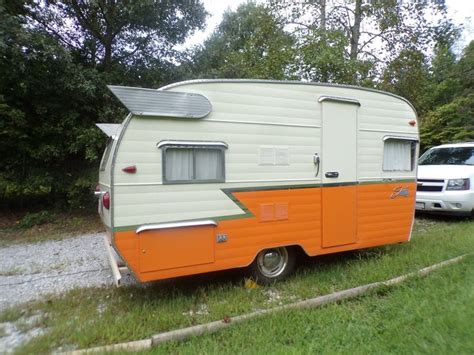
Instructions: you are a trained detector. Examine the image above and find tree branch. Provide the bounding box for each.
[359,49,383,63]
[25,14,81,51]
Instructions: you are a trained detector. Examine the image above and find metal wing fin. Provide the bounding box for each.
[95,123,121,137]
[107,85,212,119]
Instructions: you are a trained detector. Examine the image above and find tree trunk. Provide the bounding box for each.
[319,0,328,82]
[349,0,362,83]
[319,0,326,31]
[101,0,116,72]
[103,41,112,71]
[350,0,362,61]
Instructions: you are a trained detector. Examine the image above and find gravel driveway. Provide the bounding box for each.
[0,233,134,311]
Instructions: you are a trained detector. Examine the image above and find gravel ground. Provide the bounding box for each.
[0,233,138,353]
[0,233,135,311]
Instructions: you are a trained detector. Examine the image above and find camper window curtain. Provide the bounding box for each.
[165,148,193,181]
[195,149,223,180]
[383,139,413,171]
[164,147,224,183]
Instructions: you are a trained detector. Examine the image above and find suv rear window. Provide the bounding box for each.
[419,147,474,166]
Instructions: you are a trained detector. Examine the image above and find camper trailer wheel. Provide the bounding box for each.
[250,247,295,285]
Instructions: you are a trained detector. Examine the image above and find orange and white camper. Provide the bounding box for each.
[96,80,419,285]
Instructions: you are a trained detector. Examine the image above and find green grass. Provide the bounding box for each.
[0,212,104,246]
[5,216,474,354]
[149,256,474,354]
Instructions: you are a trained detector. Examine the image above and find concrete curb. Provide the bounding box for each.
[65,254,469,354]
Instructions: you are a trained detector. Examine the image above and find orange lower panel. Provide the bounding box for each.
[113,182,416,282]
[322,185,357,247]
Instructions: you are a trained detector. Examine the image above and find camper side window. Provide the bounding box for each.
[383,138,417,171]
[100,137,114,171]
[160,142,227,184]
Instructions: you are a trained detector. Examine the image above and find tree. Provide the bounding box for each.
[379,48,430,114]
[420,94,474,149]
[0,0,207,210]
[26,0,207,72]
[190,3,295,80]
[419,41,474,150]
[455,41,474,94]
[270,0,456,84]
[419,43,461,111]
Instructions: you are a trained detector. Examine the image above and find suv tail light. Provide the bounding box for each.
[103,192,110,209]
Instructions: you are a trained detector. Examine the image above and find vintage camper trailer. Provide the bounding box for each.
[96,80,419,285]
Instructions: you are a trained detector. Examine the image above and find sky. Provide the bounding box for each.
[179,0,474,52]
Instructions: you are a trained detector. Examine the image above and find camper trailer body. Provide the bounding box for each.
[97,80,419,283]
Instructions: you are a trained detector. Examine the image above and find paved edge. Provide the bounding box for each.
[64,254,470,354]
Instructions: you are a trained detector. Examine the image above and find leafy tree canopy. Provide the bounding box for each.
[0,0,207,209]
[269,0,458,84]
[419,41,474,150]
[26,0,208,72]
[190,2,295,80]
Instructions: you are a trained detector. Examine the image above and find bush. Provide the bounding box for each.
[18,211,55,229]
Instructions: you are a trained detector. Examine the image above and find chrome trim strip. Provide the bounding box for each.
[417,181,444,186]
[157,140,228,149]
[358,177,416,181]
[111,113,132,234]
[318,95,361,106]
[360,128,418,134]
[113,178,321,187]
[136,220,217,233]
[110,113,135,280]
[383,135,419,142]
[205,119,321,129]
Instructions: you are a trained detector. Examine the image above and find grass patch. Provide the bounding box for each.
[0,267,26,277]
[0,308,23,323]
[151,256,474,354]
[0,212,104,246]
[5,216,474,353]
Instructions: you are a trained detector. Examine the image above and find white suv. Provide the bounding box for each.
[416,142,474,216]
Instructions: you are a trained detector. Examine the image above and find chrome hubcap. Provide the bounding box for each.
[257,248,288,278]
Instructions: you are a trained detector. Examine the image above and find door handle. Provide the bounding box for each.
[313,153,320,177]
[325,172,339,178]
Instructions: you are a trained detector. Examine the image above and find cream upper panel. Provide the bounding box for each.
[114,118,321,185]
[167,82,323,127]
[166,81,417,133]
[112,81,417,186]
[163,81,418,181]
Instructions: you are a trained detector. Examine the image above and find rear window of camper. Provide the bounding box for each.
[383,137,417,171]
[159,141,227,184]
[100,137,114,171]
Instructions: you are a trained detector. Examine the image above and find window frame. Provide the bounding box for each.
[158,140,228,184]
[99,136,114,171]
[382,136,418,172]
